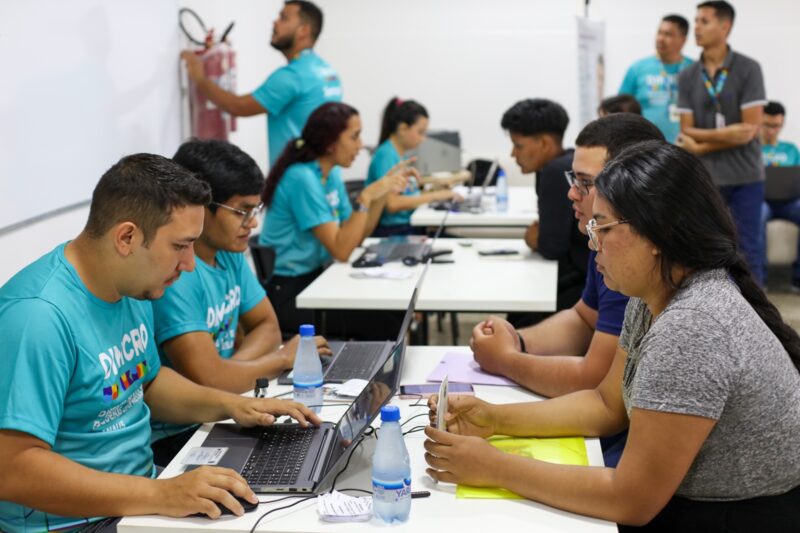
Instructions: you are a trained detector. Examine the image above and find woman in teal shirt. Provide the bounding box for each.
[260,102,408,334]
[368,97,460,236]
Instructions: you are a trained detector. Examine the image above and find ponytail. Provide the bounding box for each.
[262,102,359,207]
[378,97,429,146]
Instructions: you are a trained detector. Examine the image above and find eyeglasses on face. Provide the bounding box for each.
[564,170,595,196]
[586,217,628,251]
[210,202,264,227]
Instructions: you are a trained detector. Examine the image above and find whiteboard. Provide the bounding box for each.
[0,0,182,231]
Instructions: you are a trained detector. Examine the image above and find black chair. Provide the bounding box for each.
[248,235,276,287]
[345,178,366,207]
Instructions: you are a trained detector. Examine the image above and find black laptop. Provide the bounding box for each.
[765,166,800,201]
[278,287,418,385]
[195,326,407,493]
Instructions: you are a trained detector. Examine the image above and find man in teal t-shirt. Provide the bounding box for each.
[761,101,800,289]
[151,140,329,462]
[618,14,693,142]
[0,154,320,532]
[181,1,342,165]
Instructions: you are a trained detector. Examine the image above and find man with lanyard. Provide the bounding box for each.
[181,1,342,166]
[760,101,800,291]
[676,1,767,284]
[618,14,694,142]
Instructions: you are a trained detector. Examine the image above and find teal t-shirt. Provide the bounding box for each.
[0,243,161,533]
[366,140,420,227]
[149,250,266,440]
[252,49,343,165]
[762,140,800,167]
[618,55,694,143]
[260,161,353,276]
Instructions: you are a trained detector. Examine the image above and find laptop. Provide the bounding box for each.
[278,287,418,385]
[431,159,498,213]
[352,235,432,268]
[765,166,800,201]
[196,324,407,493]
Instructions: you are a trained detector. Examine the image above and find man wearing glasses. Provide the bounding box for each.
[149,139,328,466]
[471,114,664,467]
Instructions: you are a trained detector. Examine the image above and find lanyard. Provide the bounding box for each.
[701,67,729,113]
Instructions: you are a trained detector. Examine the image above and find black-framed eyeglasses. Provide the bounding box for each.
[210,201,264,227]
[564,170,595,196]
[586,218,628,251]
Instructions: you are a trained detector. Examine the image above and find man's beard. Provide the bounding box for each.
[271,34,294,52]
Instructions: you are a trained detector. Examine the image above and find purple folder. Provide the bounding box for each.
[426,351,517,386]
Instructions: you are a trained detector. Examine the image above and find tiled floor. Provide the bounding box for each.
[426,266,800,346]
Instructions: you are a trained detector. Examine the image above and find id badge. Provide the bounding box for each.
[715,112,726,129]
[669,104,679,123]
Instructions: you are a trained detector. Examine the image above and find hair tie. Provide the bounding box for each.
[295,138,305,149]
[395,97,404,106]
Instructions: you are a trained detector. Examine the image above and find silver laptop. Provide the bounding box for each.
[765,166,800,201]
[197,319,408,493]
[457,159,498,211]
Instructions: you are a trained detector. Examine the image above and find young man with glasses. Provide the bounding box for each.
[471,114,664,466]
[150,139,328,466]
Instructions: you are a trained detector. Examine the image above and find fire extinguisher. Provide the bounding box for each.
[179,8,237,141]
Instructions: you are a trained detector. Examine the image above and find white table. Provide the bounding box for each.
[118,346,616,533]
[410,186,537,228]
[295,238,557,313]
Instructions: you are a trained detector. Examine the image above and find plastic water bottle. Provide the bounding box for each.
[372,405,411,523]
[292,324,323,414]
[495,169,509,213]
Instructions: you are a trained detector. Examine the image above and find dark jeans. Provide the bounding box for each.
[618,483,800,532]
[718,182,766,285]
[151,427,196,467]
[762,198,800,284]
[267,269,404,341]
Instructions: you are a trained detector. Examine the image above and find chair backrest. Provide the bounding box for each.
[248,235,276,286]
[345,179,366,207]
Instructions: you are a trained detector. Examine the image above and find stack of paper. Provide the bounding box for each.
[317,490,372,522]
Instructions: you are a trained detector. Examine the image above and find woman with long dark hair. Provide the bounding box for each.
[424,141,800,532]
[259,102,409,334]
[367,97,460,236]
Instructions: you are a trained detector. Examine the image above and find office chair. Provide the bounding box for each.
[248,235,276,287]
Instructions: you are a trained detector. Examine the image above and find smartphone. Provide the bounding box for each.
[399,382,474,399]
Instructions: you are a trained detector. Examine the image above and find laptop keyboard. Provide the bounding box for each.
[325,343,385,381]
[242,425,315,486]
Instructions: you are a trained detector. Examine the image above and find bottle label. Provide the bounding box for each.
[293,380,323,389]
[372,478,411,502]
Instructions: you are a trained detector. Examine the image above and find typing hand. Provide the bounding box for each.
[154,466,257,518]
[427,394,496,439]
[228,396,322,428]
[423,426,502,486]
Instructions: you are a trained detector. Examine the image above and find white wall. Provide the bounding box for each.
[179,0,800,178]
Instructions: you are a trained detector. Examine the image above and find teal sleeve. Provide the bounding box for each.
[618,65,637,96]
[0,299,74,445]
[336,174,353,223]
[237,255,267,314]
[288,169,336,232]
[790,143,800,166]
[367,151,391,184]
[151,273,208,346]
[252,67,299,116]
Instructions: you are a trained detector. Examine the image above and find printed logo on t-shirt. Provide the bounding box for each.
[206,286,241,353]
[763,150,789,167]
[326,189,341,220]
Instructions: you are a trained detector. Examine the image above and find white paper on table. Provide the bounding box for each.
[327,379,369,398]
[317,490,372,522]
[349,267,415,280]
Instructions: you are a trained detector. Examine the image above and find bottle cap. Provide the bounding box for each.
[299,324,315,337]
[497,169,506,177]
[380,405,401,422]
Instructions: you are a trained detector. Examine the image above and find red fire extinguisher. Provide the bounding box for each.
[180,8,237,141]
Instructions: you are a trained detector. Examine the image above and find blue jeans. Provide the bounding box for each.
[762,198,800,284]
[718,182,766,286]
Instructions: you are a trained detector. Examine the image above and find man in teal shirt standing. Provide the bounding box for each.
[761,101,800,290]
[619,14,694,142]
[0,154,319,532]
[182,1,342,165]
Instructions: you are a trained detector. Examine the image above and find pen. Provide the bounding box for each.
[411,491,431,499]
